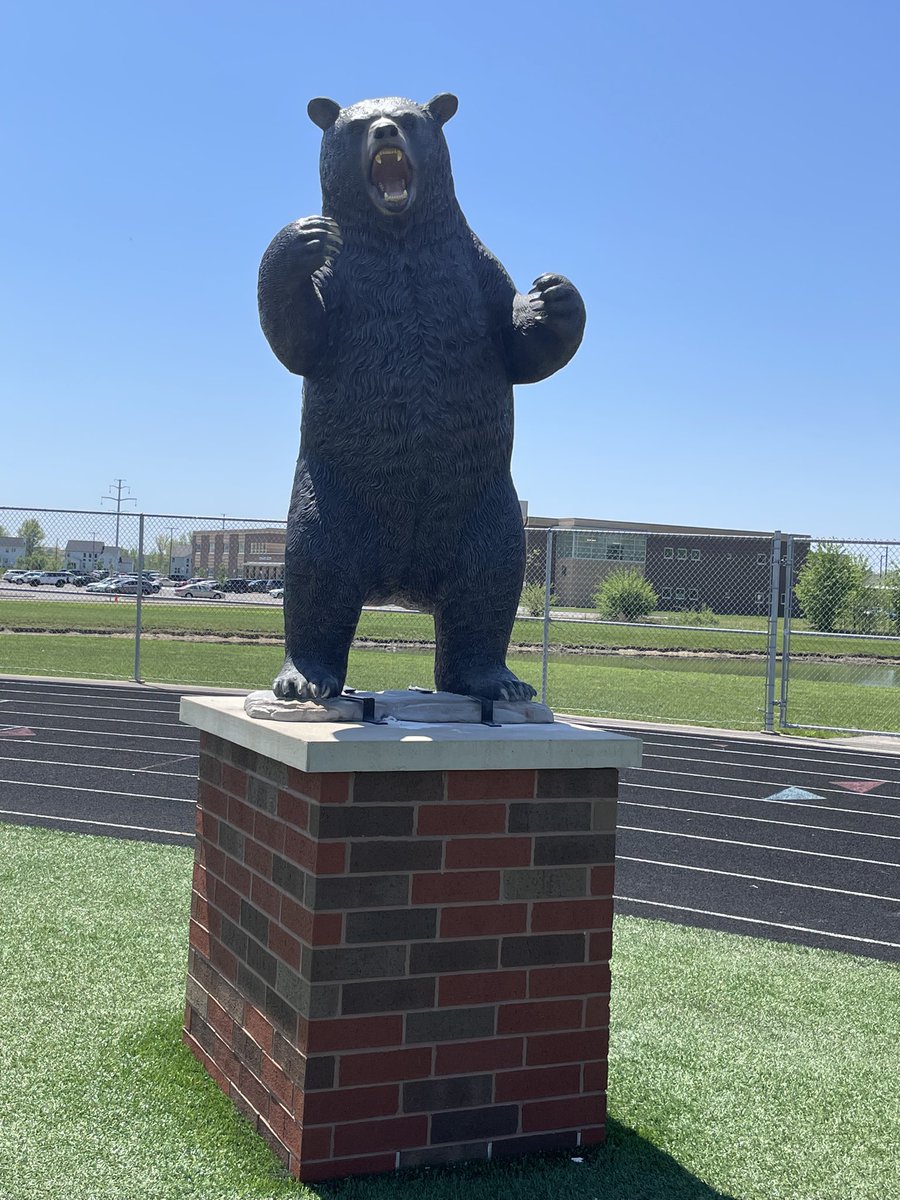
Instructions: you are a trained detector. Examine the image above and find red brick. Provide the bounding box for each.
[184,1030,229,1093]
[412,870,500,904]
[447,770,536,802]
[284,828,316,872]
[250,873,280,919]
[243,837,272,879]
[301,1153,398,1181]
[340,1047,433,1087]
[260,1053,294,1107]
[238,1062,269,1116]
[300,1125,332,1159]
[439,970,527,1007]
[308,1015,403,1053]
[531,898,614,933]
[497,999,583,1035]
[221,763,247,799]
[589,929,614,960]
[435,1037,523,1074]
[332,1114,427,1156]
[526,1029,607,1066]
[440,903,527,938]
[280,895,313,942]
[286,768,351,804]
[529,963,610,998]
[316,840,347,874]
[243,1005,274,1055]
[224,857,251,897]
[590,865,615,896]
[208,938,237,982]
[206,907,222,939]
[304,1084,400,1125]
[583,1060,608,1092]
[275,791,309,830]
[213,877,242,921]
[198,780,229,817]
[267,922,302,970]
[444,837,532,870]
[311,913,344,946]
[205,996,233,1042]
[581,1121,607,1146]
[495,1064,581,1102]
[417,804,508,836]
[523,1095,604,1132]
[198,842,225,880]
[189,919,210,958]
[585,999,611,1032]
[227,796,255,835]
[191,889,211,929]
[195,809,218,842]
[191,860,208,892]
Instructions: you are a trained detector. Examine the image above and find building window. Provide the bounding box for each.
[661,587,672,600]
[757,553,767,565]
[689,588,699,601]
[690,549,701,562]
[675,588,686,601]
[677,548,688,561]
[555,531,646,563]
[664,547,674,560]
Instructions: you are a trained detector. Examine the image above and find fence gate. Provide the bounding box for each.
[779,537,900,737]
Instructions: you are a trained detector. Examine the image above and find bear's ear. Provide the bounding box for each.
[424,93,459,126]
[307,97,342,131]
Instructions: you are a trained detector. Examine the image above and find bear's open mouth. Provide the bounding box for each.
[370,147,413,210]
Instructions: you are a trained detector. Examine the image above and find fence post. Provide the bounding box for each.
[763,530,782,733]
[134,513,145,683]
[540,528,554,705]
[779,534,795,729]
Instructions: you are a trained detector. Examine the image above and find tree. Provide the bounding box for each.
[594,569,658,621]
[795,545,867,632]
[520,581,555,616]
[884,569,900,635]
[18,519,45,557]
[0,524,7,537]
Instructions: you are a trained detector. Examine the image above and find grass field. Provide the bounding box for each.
[1,823,897,1200]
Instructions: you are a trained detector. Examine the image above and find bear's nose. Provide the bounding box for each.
[372,120,399,139]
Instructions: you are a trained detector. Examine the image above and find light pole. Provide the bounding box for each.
[101,479,137,569]
[168,526,176,577]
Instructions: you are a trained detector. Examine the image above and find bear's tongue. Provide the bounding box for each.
[371,148,410,202]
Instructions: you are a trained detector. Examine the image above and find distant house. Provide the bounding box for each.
[169,543,192,578]
[99,546,134,573]
[0,537,26,568]
[65,540,105,572]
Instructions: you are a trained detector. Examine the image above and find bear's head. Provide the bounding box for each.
[308,94,459,227]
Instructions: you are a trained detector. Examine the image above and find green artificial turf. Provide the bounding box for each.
[1,823,897,1199]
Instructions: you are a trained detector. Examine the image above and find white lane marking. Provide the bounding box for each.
[619,824,900,869]
[634,741,900,775]
[620,800,900,841]
[766,786,823,800]
[0,705,183,725]
[132,754,198,774]
[624,781,900,822]
[0,685,182,709]
[617,855,900,903]
[614,895,900,950]
[0,738,198,758]
[0,778,195,803]
[0,808,193,838]
[634,764,897,802]
[0,754,195,778]
[9,724,196,744]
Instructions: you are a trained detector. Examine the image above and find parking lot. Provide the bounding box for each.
[1,675,897,965]
[0,578,283,605]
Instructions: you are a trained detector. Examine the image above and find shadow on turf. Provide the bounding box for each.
[316,1119,737,1200]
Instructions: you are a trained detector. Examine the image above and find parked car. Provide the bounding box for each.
[115,579,159,595]
[2,570,26,583]
[174,581,224,599]
[30,571,69,587]
[220,578,253,593]
[246,578,271,592]
[85,579,120,593]
[69,574,93,586]
[269,587,285,600]
[266,579,285,592]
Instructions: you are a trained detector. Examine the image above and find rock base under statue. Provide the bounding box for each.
[244,688,554,725]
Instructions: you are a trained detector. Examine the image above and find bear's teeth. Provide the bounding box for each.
[384,188,408,202]
[375,149,403,164]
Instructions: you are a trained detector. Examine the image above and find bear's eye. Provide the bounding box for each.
[347,117,368,133]
[398,114,418,133]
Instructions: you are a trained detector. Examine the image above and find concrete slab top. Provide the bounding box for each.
[180,694,643,774]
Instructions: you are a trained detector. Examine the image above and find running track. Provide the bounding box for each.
[1,677,897,964]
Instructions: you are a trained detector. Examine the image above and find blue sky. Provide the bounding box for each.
[1,0,897,537]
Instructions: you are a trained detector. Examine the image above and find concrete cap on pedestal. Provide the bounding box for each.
[180,695,642,774]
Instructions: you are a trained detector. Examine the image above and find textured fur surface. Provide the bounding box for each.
[258,94,585,700]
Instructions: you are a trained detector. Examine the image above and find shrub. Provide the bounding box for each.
[795,545,867,632]
[594,569,658,621]
[520,582,552,616]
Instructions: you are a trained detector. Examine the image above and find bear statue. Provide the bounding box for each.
[258,93,585,702]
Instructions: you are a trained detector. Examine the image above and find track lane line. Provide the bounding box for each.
[623,780,900,820]
[0,754,196,778]
[636,750,900,784]
[632,764,899,801]
[619,824,900,869]
[620,800,900,841]
[0,808,193,838]
[0,778,195,804]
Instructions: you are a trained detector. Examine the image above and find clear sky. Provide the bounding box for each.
[1,0,897,538]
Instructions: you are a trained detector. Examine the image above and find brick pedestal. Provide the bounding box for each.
[179,697,641,1182]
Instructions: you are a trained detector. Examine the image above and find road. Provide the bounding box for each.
[0,676,897,963]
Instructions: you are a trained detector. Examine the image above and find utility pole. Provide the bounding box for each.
[168,526,176,577]
[101,479,137,570]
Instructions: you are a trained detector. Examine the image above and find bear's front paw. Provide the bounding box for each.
[273,655,342,701]
[526,273,586,333]
[282,216,343,276]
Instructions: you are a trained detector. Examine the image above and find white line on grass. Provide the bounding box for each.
[619,824,900,868]
[0,807,193,838]
[614,895,900,950]
[621,800,900,840]
[617,855,900,903]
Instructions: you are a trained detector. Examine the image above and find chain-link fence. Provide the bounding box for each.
[1,508,897,737]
